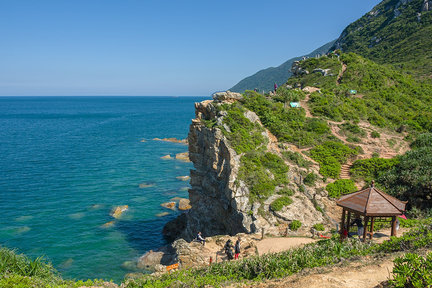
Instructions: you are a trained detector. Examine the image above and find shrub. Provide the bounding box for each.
[350,157,399,182]
[371,131,380,138]
[239,151,289,202]
[303,173,318,186]
[310,141,359,178]
[378,146,432,209]
[277,188,294,196]
[290,220,302,231]
[313,224,325,231]
[221,104,267,154]
[410,133,432,149]
[282,151,312,168]
[326,179,357,198]
[270,196,293,212]
[389,252,432,288]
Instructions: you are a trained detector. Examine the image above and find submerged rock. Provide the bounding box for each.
[139,182,155,188]
[176,176,190,181]
[153,137,188,144]
[156,212,170,217]
[161,155,172,160]
[110,205,128,219]
[101,221,115,228]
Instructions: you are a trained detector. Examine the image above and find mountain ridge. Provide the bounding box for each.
[229,40,335,93]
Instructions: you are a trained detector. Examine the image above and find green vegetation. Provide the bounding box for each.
[303,172,318,186]
[287,53,432,133]
[326,179,357,198]
[309,141,359,178]
[219,103,267,154]
[241,90,334,148]
[289,220,302,231]
[277,188,294,196]
[333,0,432,80]
[3,221,432,288]
[312,223,325,231]
[350,157,399,182]
[126,221,432,287]
[0,247,104,288]
[270,196,293,212]
[378,133,432,209]
[281,151,312,168]
[371,131,380,138]
[390,252,432,288]
[238,151,289,202]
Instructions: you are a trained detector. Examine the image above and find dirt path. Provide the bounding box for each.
[238,258,394,288]
[337,63,347,85]
[256,237,316,255]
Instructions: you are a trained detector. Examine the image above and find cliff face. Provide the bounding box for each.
[164,92,329,241]
[164,96,255,241]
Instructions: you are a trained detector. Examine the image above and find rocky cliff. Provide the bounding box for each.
[164,92,331,241]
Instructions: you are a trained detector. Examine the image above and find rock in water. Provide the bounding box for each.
[178,198,192,210]
[110,205,128,219]
[161,202,176,210]
[139,182,155,188]
[176,176,190,181]
[101,221,115,228]
[156,212,170,217]
[161,155,172,160]
[175,152,191,162]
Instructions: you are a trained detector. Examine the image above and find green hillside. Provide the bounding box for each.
[229,41,335,93]
[286,52,432,133]
[332,0,432,80]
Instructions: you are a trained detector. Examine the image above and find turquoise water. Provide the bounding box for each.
[0,96,207,282]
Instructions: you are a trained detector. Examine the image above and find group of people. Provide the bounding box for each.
[224,237,241,260]
[196,232,242,261]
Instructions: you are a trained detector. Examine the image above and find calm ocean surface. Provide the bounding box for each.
[0,96,207,282]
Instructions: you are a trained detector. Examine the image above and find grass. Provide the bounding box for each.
[0,247,106,288]
[126,220,432,287]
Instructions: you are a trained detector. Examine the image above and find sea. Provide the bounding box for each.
[0,96,208,282]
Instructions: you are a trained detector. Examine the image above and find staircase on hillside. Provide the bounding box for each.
[340,163,351,179]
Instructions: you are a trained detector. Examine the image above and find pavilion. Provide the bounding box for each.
[336,182,407,241]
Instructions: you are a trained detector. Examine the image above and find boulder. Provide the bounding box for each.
[178,198,192,210]
[212,91,243,103]
[161,202,176,210]
[175,152,191,162]
[161,155,172,160]
[137,250,164,270]
[110,205,128,219]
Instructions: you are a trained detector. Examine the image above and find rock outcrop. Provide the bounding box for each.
[163,92,331,241]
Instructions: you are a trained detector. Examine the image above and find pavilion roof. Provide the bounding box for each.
[336,186,407,216]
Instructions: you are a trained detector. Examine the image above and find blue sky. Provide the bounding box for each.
[0,0,381,96]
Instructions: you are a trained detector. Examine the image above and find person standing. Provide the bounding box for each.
[351,217,364,239]
[234,237,241,260]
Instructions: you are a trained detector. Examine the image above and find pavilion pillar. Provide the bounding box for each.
[346,211,351,233]
[391,216,397,237]
[370,217,375,239]
[363,216,369,242]
[341,209,346,232]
